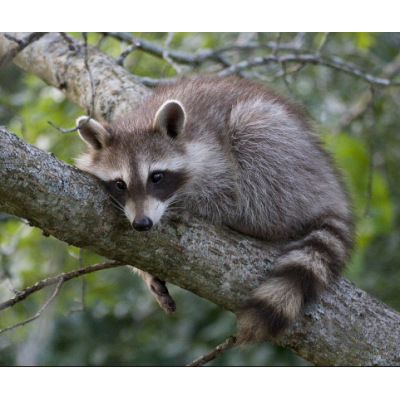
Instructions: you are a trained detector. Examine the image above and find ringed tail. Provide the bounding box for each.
[238,214,354,342]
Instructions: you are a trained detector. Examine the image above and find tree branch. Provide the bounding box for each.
[107,32,400,88]
[0,276,65,333]
[187,336,238,366]
[0,260,122,313]
[107,32,306,67]
[0,32,149,121]
[217,53,400,86]
[0,32,47,69]
[1,126,400,365]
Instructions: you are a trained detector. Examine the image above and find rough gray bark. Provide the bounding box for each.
[1,127,400,366]
[1,32,400,366]
[0,32,149,121]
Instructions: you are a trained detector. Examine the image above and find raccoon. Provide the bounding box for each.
[75,76,354,342]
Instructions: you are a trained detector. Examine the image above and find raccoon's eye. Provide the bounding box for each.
[115,180,127,191]
[150,172,163,185]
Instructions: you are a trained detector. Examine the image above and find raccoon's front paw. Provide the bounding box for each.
[131,268,176,314]
[148,276,176,314]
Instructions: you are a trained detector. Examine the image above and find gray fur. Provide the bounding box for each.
[76,76,354,341]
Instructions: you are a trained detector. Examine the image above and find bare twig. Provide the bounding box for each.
[332,52,400,134]
[163,32,182,74]
[0,260,122,313]
[48,115,94,133]
[59,32,78,52]
[108,32,198,66]
[131,75,176,88]
[270,33,282,56]
[315,32,329,56]
[217,53,400,87]
[364,87,378,218]
[116,42,139,66]
[47,120,79,133]
[292,32,306,49]
[0,32,47,69]
[0,276,65,333]
[332,91,373,134]
[187,335,238,366]
[107,32,306,68]
[65,248,87,315]
[83,32,96,119]
[107,33,400,89]
[0,259,123,333]
[382,51,400,77]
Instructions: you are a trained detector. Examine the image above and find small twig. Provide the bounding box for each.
[116,42,139,66]
[47,120,79,133]
[163,32,182,74]
[315,32,329,56]
[108,33,400,89]
[59,32,78,52]
[382,51,400,77]
[280,62,295,96]
[0,260,122,313]
[65,248,86,315]
[187,335,238,366]
[131,75,176,88]
[292,32,306,49]
[217,53,400,87]
[0,275,65,333]
[270,33,282,56]
[364,86,378,218]
[332,90,373,134]
[83,33,96,119]
[4,34,23,45]
[107,32,199,66]
[47,116,93,133]
[107,32,306,68]
[0,32,47,69]
[332,51,400,134]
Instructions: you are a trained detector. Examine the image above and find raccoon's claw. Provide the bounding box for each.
[149,277,177,314]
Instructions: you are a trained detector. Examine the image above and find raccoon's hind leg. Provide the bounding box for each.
[237,216,353,342]
[129,267,176,313]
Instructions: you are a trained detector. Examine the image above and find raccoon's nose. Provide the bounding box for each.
[132,217,153,232]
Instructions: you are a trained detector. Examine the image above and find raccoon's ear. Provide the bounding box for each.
[76,116,111,150]
[153,100,186,139]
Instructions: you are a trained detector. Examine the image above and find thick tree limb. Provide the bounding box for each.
[1,33,400,365]
[0,32,149,121]
[1,127,400,366]
[0,33,47,69]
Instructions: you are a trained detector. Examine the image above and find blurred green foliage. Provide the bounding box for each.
[0,32,399,366]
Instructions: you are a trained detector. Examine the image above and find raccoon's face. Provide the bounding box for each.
[76,100,190,232]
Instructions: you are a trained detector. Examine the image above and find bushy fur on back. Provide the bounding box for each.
[76,76,354,342]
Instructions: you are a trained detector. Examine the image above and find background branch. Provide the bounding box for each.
[217,53,400,86]
[0,276,65,334]
[0,260,122,313]
[0,32,47,69]
[0,32,149,121]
